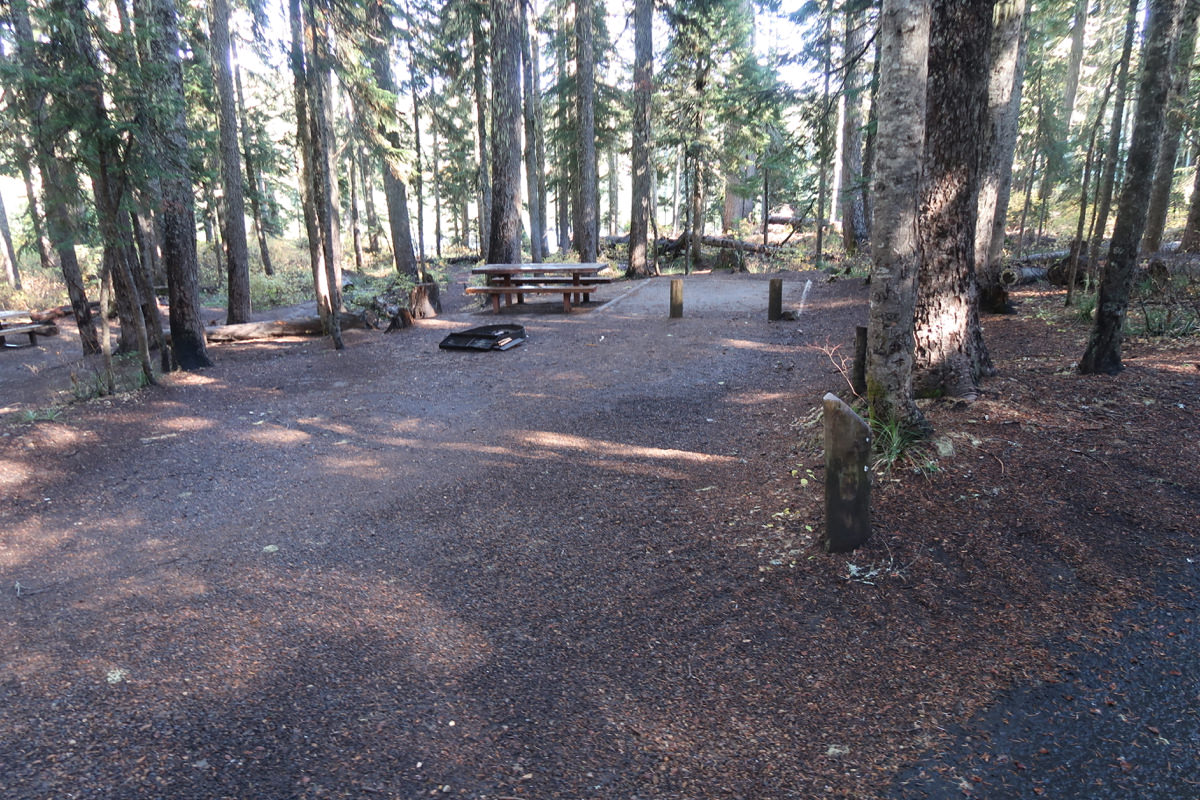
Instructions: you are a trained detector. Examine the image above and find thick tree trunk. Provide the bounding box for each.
[360,147,380,252]
[975,0,1027,314]
[912,0,995,400]
[145,0,210,368]
[574,0,599,262]
[211,0,251,323]
[867,0,930,432]
[1087,0,1139,273]
[1143,0,1200,252]
[814,0,833,265]
[530,14,549,258]
[628,0,654,278]
[840,4,869,256]
[1082,0,1182,374]
[365,0,419,278]
[520,0,544,262]
[488,0,524,263]
[348,147,364,273]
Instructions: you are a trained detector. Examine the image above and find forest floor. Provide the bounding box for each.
[0,269,1197,799]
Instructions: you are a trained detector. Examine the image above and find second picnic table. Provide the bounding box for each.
[466,262,611,313]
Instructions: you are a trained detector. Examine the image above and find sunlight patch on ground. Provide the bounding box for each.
[515,430,737,464]
[714,337,801,354]
[726,391,794,405]
[241,427,311,446]
[158,415,217,432]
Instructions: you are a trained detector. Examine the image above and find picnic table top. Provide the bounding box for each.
[471,262,607,276]
[0,309,33,322]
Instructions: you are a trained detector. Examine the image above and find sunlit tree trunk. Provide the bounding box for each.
[1143,0,1200,252]
[234,48,274,275]
[975,0,1027,313]
[912,0,995,400]
[840,2,869,256]
[1087,0,1139,272]
[867,0,930,432]
[520,0,544,261]
[211,0,251,323]
[472,15,492,256]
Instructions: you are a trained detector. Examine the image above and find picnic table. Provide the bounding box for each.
[466,262,612,313]
[0,310,57,348]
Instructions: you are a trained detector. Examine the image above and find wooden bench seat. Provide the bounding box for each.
[465,283,601,313]
[0,322,58,347]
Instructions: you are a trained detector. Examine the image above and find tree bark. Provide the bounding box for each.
[365,0,420,278]
[1082,0,1182,374]
[488,0,524,263]
[1062,0,1088,131]
[11,0,100,355]
[867,0,930,432]
[472,15,492,257]
[210,0,252,323]
[628,0,654,278]
[574,0,599,262]
[234,48,274,276]
[0,192,20,290]
[912,0,995,400]
[840,3,869,256]
[1143,0,1200,252]
[975,0,1027,313]
[520,0,544,262]
[1087,0,1140,273]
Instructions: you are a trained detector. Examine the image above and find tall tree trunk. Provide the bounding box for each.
[234,50,274,275]
[488,0,524,263]
[303,0,343,348]
[366,0,420,277]
[11,0,100,355]
[404,1,427,271]
[360,148,380,252]
[0,37,51,275]
[814,0,833,266]
[1062,0,1088,130]
[868,0,931,433]
[607,149,619,237]
[912,0,995,400]
[531,13,549,258]
[1143,0,1200,251]
[520,0,544,261]
[472,16,492,256]
[840,2,869,256]
[348,145,364,272]
[289,0,325,324]
[1087,0,1140,272]
[1082,0,1182,374]
[555,1,571,253]
[628,0,654,278]
[574,0,599,262]
[862,35,880,236]
[1066,66,1116,307]
[211,0,252,323]
[975,0,1028,313]
[432,117,443,257]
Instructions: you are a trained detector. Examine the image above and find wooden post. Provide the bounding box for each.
[768,277,783,321]
[851,325,867,396]
[822,392,872,553]
[669,278,683,318]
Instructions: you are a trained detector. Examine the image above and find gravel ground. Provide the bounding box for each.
[2,271,1197,799]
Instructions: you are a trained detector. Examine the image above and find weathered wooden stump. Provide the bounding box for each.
[822,392,872,553]
[768,278,783,321]
[669,279,683,318]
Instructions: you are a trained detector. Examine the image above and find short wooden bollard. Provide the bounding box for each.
[768,278,783,321]
[669,278,684,318]
[851,325,868,396]
[822,392,872,553]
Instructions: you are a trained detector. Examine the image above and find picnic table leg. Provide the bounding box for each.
[562,293,571,313]
[492,294,501,313]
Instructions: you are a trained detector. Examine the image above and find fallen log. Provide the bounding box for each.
[999,266,1047,287]
[204,312,371,342]
[654,233,780,257]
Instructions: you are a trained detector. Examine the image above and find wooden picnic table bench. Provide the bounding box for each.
[467,263,612,313]
[0,310,57,348]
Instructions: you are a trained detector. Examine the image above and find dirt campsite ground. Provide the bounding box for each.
[1,270,1198,799]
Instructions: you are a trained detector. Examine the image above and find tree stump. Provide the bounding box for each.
[768,278,783,321]
[822,392,872,553]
